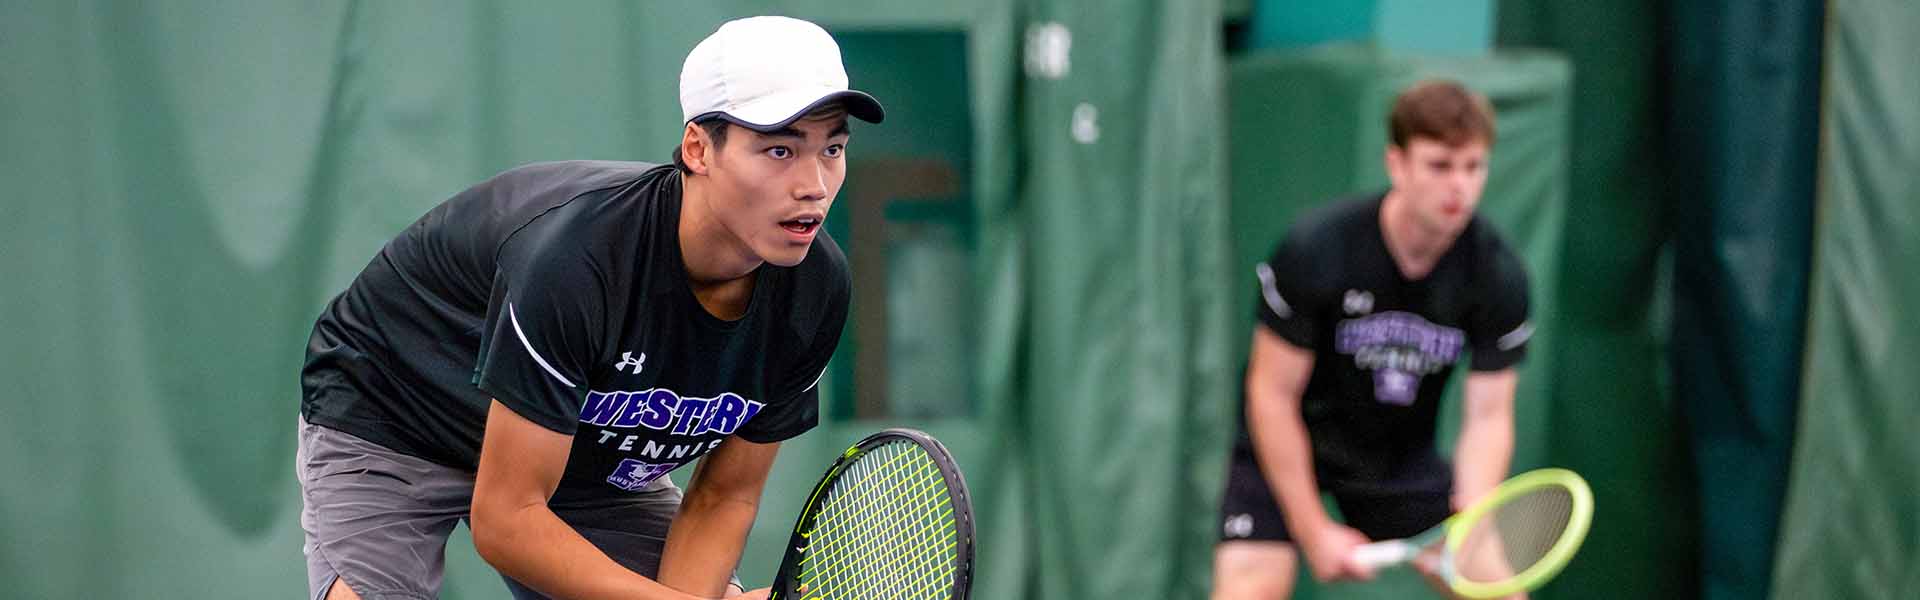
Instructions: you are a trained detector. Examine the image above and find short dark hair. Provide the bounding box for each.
[672,118,731,174]
[1388,80,1496,148]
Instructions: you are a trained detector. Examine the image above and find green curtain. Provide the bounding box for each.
[1497,2,1702,597]
[1772,1,1920,598]
[977,0,1236,597]
[1664,2,1826,600]
[2,3,354,596]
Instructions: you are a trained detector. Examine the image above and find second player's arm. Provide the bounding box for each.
[656,436,781,598]
[1451,369,1517,510]
[470,399,705,600]
[1243,325,1377,583]
[1244,327,1327,535]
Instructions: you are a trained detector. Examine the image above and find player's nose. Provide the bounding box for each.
[792,160,829,202]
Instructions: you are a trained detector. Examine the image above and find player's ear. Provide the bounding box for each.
[681,123,712,176]
[1383,144,1408,179]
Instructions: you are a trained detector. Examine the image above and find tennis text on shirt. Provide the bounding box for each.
[1335,311,1467,406]
[580,388,767,490]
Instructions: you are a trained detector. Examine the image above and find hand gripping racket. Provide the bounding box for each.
[768,428,975,600]
[1348,468,1594,599]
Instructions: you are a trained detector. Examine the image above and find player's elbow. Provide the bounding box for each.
[468,501,522,570]
[472,534,507,572]
[1245,388,1299,427]
[684,477,764,516]
[470,516,508,568]
[1243,368,1306,422]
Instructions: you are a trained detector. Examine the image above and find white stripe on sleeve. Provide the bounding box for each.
[1256,262,1293,319]
[509,302,577,389]
[801,365,827,393]
[1497,321,1535,351]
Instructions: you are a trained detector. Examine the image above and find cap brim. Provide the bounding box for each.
[692,89,884,133]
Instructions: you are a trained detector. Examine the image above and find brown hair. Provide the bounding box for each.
[1388,80,1495,148]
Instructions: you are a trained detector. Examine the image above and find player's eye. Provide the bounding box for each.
[823,144,845,158]
[765,146,793,159]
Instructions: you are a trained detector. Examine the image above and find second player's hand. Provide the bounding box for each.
[1302,522,1378,582]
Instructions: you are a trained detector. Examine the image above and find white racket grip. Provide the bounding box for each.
[1350,540,1417,569]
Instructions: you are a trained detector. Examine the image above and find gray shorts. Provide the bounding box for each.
[296,417,700,600]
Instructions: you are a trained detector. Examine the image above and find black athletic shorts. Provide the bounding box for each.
[1216,443,1452,544]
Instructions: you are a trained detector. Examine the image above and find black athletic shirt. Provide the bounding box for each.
[1237,192,1531,491]
[301,161,848,501]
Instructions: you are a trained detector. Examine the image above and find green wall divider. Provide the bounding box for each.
[1245,0,1495,56]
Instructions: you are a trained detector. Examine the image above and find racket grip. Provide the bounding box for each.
[1350,540,1417,569]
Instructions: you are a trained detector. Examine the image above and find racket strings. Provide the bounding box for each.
[804,446,920,595]
[829,444,955,598]
[859,446,952,595]
[794,441,960,599]
[1454,486,1575,584]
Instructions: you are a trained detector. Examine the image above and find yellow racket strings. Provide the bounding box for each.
[1454,485,1575,584]
[795,441,960,599]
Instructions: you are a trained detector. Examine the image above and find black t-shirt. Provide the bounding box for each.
[1237,192,1531,490]
[302,161,848,502]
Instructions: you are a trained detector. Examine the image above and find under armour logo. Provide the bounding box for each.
[1344,289,1375,316]
[1224,514,1254,538]
[615,351,645,375]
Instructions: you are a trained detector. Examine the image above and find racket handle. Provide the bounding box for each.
[1350,540,1417,569]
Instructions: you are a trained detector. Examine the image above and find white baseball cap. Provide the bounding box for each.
[680,16,885,131]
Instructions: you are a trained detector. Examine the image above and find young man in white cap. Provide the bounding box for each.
[296,16,882,600]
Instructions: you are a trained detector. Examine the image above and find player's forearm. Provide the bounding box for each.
[658,485,760,598]
[1453,371,1518,510]
[1247,392,1333,532]
[473,502,698,600]
[1451,405,1513,511]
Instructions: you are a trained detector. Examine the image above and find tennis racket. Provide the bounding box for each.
[1348,467,1593,599]
[767,428,974,600]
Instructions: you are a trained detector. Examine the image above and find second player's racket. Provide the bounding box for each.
[1349,467,1593,599]
[768,428,974,600]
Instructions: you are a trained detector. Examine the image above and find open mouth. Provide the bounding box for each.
[780,217,820,235]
